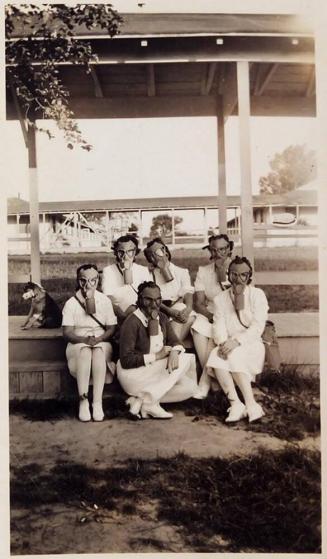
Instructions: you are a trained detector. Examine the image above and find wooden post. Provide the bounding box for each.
[237,61,254,267]
[138,209,143,247]
[203,207,209,243]
[171,208,175,247]
[28,120,41,284]
[217,96,227,234]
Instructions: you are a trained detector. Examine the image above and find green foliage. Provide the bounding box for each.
[259,144,316,194]
[6,4,123,149]
[149,213,183,238]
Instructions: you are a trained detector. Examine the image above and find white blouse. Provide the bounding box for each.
[62,289,117,337]
[194,262,229,313]
[212,285,269,347]
[101,262,151,312]
[151,262,194,302]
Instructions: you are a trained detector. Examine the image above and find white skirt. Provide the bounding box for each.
[191,313,213,338]
[66,342,116,384]
[117,353,197,405]
[206,341,265,381]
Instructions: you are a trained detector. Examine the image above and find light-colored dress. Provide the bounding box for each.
[151,262,195,316]
[102,262,151,312]
[207,285,269,381]
[191,262,230,338]
[117,309,198,405]
[62,290,117,382]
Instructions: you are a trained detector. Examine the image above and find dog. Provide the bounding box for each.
[21,282,62,329]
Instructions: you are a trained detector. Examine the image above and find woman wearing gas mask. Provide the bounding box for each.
[102,234,151,322]
[62,264,117,422]
[143,238,195,341]
[117,281,199,420]
[191,234,233,397]
[206,256,268,423]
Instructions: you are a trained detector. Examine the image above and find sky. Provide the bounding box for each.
[4,115,318,203]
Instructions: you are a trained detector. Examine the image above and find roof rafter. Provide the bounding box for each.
[90,66,104,98]
[146,63,156,96]
[254,63,279,95]
[306,66,315,97]
[201,62,217,95]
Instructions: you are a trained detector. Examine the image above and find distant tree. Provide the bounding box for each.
[6,4,122,150]
[150,213,183,238]
[259,144,316,195]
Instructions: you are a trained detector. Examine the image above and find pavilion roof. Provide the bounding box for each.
[7,189,317,215]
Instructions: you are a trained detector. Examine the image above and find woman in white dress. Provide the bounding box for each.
[102,234,151,322]
[207,256,268,423]
[191,234,233,396]
[62,264,117,422]
[144,238,195,341]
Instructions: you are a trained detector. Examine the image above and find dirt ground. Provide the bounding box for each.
[9,406,320,555]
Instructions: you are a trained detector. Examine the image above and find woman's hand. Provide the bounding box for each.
[85,335,98,346]
[167,349,179,373]
[155,346,171,360]
[219,338,240,357]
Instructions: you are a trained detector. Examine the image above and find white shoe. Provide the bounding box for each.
[247,403,265,423]
[225,401,247,423]
[126,396,142,417]
[141,403,173,419]
[92,402,104,422]
[192,387,209,400]
[79,399,91,422]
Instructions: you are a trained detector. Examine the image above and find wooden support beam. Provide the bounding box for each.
[7,94,317,120]
[90,66,104,98]
[27,119,41,284]
[146,64,156,97]
[217,96,227,234]
[222,63,237,118]
[217,63,226,95]
[254,63,279,96]
[9,78,28,147]
[306,66,315,97]
[237,61,254,268]
[201,62,217,95]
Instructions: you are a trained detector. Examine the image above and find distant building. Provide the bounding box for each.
[7,189,318,254]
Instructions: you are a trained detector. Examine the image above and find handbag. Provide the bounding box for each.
[261,320,282,372]
[231,293,282,372]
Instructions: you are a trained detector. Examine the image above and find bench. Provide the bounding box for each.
[9,313,319,399]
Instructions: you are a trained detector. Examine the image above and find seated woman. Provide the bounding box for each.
[62,264,117,422]
[144,237,195,341]
[117,281,199,419]
[191,234,233,397]
[206,256,268,423]
[102,234,151,322]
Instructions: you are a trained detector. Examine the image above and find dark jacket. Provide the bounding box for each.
[119,310,181,369]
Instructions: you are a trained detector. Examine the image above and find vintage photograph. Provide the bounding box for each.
[4,0,324,555]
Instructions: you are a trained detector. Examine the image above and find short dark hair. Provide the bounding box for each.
[228,255,253,284]
[203,234,234,258]
[136,280,161,307]
[76,264,99,290]
[112,234,140,257]
[144,237,171,262]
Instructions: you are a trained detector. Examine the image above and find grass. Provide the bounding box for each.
[8,245,319,279]
[8,277,319,315]
[9,367,320,442]
[8,247,319,314]
[171,366,320,441]
[10,447,321,553]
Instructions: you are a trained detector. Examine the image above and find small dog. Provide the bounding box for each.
[21,282,62,329]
